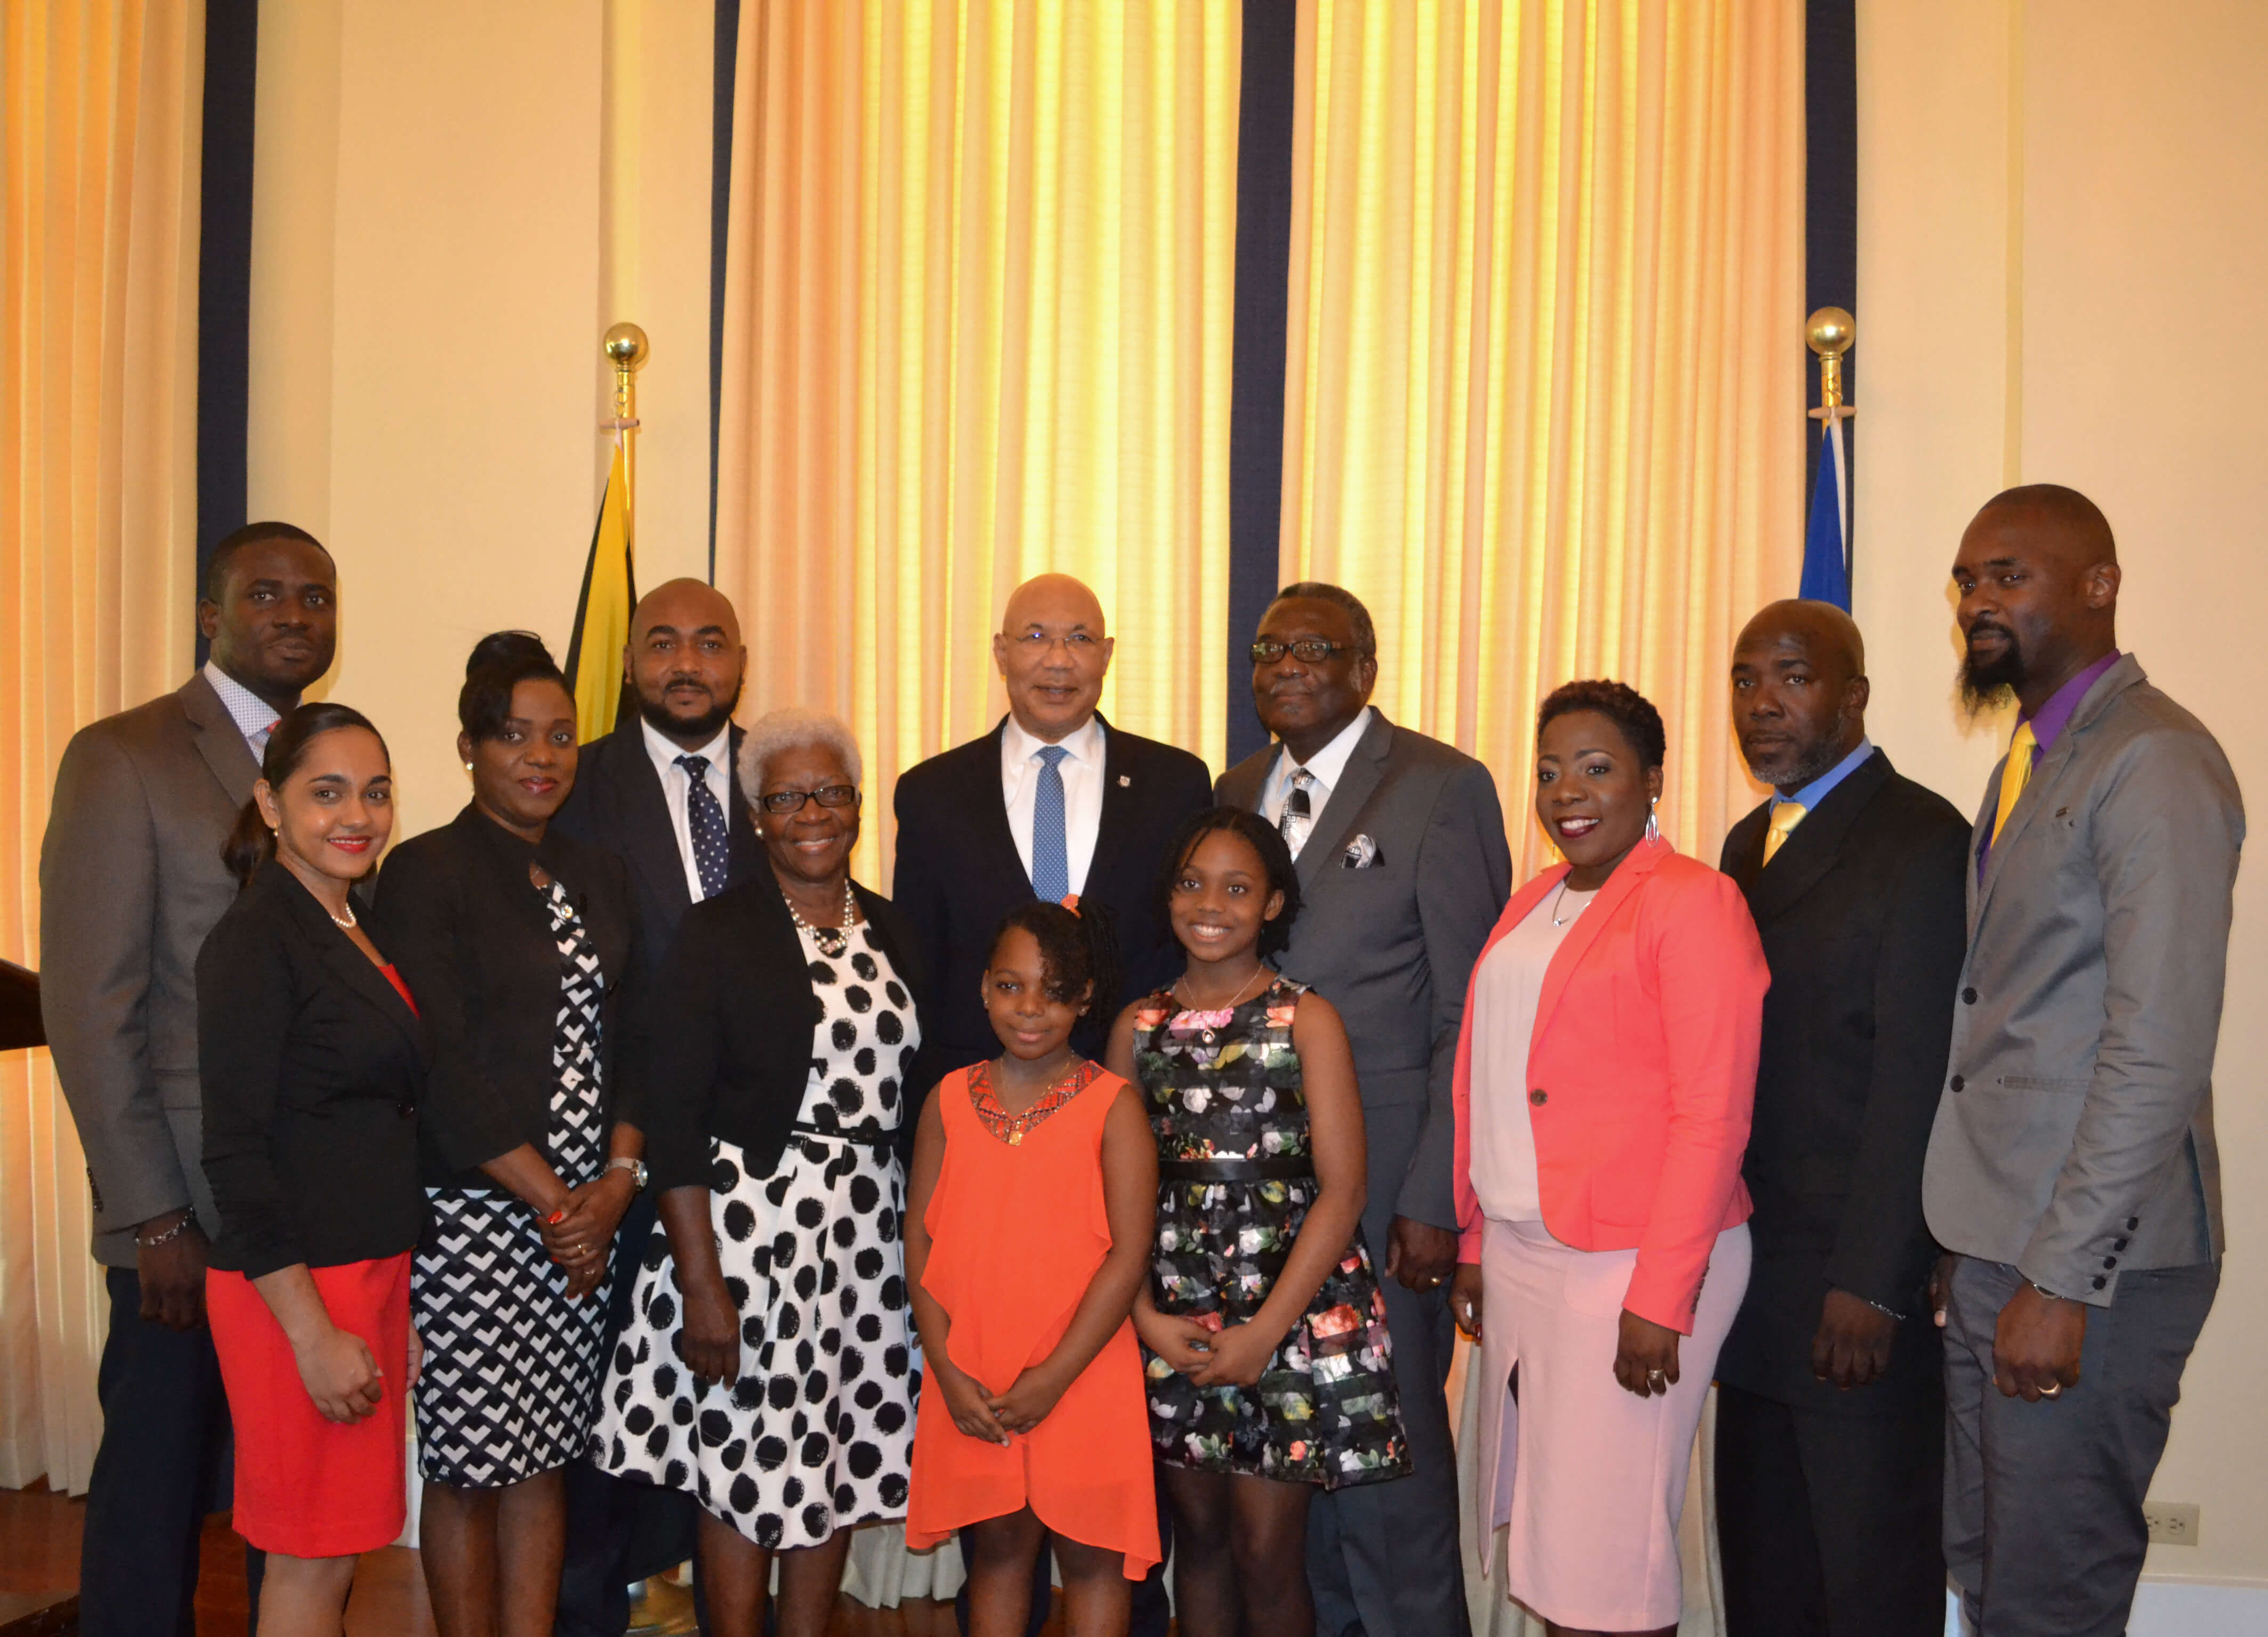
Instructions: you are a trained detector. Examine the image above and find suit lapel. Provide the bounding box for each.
[180,674,260,807]
[724,724,763,886]
[1743,751,1892,926]
[971,720,1037,898]
[1087,714,1136,895]
[1971,660,2142,934]
[269,869,428,1062]
[1530,834,1670,1048]
[614,732,696,917]
[1219,744,1285,814]
[1296,713,1392,892]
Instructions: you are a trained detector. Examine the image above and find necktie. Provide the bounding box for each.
[1280,768,1318,857]
[1030,745,1071,903]
[252,718,278,759]
[1991,720,2038,845]
[677,755,730,900]
[1762,799,1806,865]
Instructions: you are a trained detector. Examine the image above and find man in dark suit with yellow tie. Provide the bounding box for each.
[1713,599,1968,1637]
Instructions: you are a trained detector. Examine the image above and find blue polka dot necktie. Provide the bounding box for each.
[677,754,730,901]
[1030,744,1070,904]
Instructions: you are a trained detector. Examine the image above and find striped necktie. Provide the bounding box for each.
[1762,799,1806,865]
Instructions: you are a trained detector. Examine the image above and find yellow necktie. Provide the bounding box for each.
[1762,800,1806,865]
[1991,720,2038,844]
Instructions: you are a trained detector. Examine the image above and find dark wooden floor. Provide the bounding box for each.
[0,1484,1004,1634]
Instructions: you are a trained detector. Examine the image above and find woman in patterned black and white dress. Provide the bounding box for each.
[595,708,926,1637]
[378,633,649,1637]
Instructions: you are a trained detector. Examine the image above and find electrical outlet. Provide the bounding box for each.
[2143,1502,2200,1545]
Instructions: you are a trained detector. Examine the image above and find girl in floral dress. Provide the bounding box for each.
[1104,808,1407,1637]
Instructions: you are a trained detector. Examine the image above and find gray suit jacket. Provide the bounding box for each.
[1217,712,1512,1228]
[40,674,258,1265]
[1923,655,2242,1306]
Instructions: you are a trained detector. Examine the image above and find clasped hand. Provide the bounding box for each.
[1134,1304,1275,1389]
[933,1358,1068,1445]
[539,1170,633,1300]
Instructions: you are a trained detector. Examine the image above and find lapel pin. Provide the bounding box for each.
[1118,774,1131,787]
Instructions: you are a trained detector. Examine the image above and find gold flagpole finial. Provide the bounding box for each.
[1806,307,1855,422]
[601,322,648,542]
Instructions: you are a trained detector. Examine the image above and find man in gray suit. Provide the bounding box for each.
[41,521,337,1636]
[1925,485,2241,1637]
[1218,582,1511,1637]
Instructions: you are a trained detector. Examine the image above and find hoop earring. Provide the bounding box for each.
[1646,796,1660,841]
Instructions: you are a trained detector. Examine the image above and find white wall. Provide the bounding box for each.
[1858,0,2268,1589]
[247,0,713,842]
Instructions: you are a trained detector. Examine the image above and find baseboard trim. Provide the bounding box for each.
[1947,1577,2268,1635]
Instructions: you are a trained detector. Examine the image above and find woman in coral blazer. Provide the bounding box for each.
[1447,680,1767,1637]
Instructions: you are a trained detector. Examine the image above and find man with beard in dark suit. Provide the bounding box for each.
[552,577,762,1636]
[1713,599,1968,1637]
[892,571,1209,1637]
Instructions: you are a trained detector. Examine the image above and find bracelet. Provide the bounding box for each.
[2029,1280,2068,1302]
[1861,1296,1907,1321]
[136,1214,194,1249]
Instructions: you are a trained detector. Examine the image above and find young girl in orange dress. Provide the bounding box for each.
[904,902,1160,1637]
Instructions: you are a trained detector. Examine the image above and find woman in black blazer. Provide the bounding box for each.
[374,634,647,1637]
[591,708,926,1637]
[198,702,427,1631]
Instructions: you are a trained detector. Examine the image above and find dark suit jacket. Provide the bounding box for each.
[40,673,259,1263]
[375,804,644,1186]
[891,714,1210,1072]
[197,863,430,1278]
[550,722,764,985]
[643,862,928,1188]
[1714,748,1969,1412]
[1217,711,1512,1228]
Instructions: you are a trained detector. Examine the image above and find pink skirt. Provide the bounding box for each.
[1473,1217,1749,1631]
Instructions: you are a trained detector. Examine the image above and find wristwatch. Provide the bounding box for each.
[606,1156,649,1193]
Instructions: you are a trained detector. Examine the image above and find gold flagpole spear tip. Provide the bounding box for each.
[1806,306,1855,358]
[603,322,650,371]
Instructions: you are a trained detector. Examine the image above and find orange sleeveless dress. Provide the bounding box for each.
[906,1062,1160,1577]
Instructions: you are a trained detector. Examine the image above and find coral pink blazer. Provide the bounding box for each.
[1452,834,1769,1334]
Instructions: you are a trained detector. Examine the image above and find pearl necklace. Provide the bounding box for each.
[785,879,860,957]
[328,901,359,931]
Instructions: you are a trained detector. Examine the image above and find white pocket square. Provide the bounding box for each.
[1342,833,1382,868]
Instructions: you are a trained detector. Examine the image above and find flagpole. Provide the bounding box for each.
[602,321,648,549]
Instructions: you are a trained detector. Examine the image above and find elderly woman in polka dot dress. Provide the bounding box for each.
[593,708,927,1637]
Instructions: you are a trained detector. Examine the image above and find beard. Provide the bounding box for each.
[1769,709,1858,788]
[1960,621,2026,717]
[637,676,743,742]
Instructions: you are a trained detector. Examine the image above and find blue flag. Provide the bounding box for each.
[1799,418,1849,609]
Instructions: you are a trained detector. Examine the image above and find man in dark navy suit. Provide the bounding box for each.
[1714,599,1969,1637]
[893,572,1209,1637]
[553,577,762,1636]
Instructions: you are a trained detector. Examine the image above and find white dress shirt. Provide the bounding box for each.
[202,660,281,759]
[1260,706,1376,852]
[640,717,735,903]
[1000,713,1105,897]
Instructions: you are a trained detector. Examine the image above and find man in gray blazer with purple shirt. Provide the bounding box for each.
[1217,582,1511,1637]
[1925,485,2241,1637]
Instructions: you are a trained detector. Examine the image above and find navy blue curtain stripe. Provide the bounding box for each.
[707,0,743,585]
[1224,0,1300,768]
[195,0,259,657]
[1805,0,1857,547]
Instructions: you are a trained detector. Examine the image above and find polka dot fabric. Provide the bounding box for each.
[592,921,922,1547]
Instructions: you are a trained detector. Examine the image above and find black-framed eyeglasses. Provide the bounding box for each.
[1249,638,1361,665]
[757,784,861,815]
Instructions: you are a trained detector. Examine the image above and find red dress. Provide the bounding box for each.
[906,1063,1159,1577]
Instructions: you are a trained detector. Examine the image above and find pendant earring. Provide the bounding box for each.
[1646,796,1660,841]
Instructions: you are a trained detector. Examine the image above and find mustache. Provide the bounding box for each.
[1960,622,2026,717]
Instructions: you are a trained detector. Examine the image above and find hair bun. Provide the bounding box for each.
[464,630,554,679]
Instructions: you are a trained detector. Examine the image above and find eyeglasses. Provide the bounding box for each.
[757,784,861,815]
[1249,638,1362,665]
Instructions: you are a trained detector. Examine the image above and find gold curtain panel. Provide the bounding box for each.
[713,0,1242,882]
[1280,0,1804,877]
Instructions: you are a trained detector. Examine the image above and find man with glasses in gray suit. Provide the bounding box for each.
[1926,485,2242,1637]
[1218,582,1511,1637]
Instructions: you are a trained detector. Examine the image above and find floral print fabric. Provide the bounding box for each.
[1132,976,1409,1489]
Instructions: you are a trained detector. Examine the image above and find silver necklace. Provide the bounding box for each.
[1551,880,1597,927]
[785,879,860,957]
[1174,965,1268,1013]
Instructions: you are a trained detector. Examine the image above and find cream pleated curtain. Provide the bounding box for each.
[0,0,204,1491]
[1280,0,1804,875]
[712,0,1241,885]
